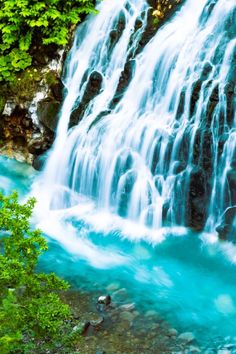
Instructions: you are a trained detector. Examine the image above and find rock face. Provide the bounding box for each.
[0,56,64,164]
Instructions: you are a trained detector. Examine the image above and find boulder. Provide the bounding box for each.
[37,98,61,132]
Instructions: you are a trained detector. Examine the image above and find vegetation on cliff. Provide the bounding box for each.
[0,0,96,82]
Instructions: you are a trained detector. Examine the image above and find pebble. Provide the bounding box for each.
[145,310,158,317]
[224,344,235,349]
[90,315,104,328]
[119,303,135,311]
[168,328,178,337]
[112,288,128,303]
[178,332,195,343]
[188,345,201,353]
[98,295,111,305]
[120,311,136,322]
[97,295,111,311]
[106,282,121,292]
[73,320,90,334]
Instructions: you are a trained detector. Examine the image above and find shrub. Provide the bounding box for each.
[0,0,97,81]
[0,192,72,353]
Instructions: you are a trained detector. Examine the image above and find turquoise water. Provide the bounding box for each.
[2,157,236,349]
[0,156,36,195]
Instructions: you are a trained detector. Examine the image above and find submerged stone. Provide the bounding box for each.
[178,332,195,343]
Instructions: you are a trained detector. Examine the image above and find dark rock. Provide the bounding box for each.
[202,62,213,79]
[172,161,186,174]
[73,321,90,335]
[97,295,111,312]
[190,80,202,117]
[90,315,104,328]
[69,71,103,128]
[187,167,210,230]
[50,77,64,102]
[108,12,125,51]
[28,138,47,155]
[216,207,236,241]
[110,60,135,107]
[97,295,111,306]
[37,98,61,132]
[32,153,47,171]
[227,169,236,204]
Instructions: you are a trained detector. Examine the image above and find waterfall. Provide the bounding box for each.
[34,0,236,237]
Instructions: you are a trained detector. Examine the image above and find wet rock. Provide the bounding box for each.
[120,311,136,322]
[97,295,111,311]
[190,80,202,117]
[178,332,195,344]
[106,282,121,293]
[90,315,104,328]
[28,137,48,155]
[112,288,128,303]
[110,60,135,107]
[188,345,201,353]
[187,167,210,230]
[3,101,16,116]
[145,310,158,317]
[172,161,186,174]
[98,295,111,306]
[227,169,236,204]
[37,98,61,132]
[69,71,103,128]
[73,320,90,335]
[50,76,64,102]
[32,153,47,171]
[216,206,236,241]
[119,303,135,311]
[168,328,178,337]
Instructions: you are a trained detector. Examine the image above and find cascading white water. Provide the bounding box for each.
[34,0,236,236]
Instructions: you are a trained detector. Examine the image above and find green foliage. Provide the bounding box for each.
[0,192,72,353]
[0,0,97,81]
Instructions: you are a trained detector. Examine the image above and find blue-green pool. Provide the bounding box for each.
[1,157,236,350]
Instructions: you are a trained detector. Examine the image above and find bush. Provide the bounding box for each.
[0,0,97,81]
[0,192,72,353]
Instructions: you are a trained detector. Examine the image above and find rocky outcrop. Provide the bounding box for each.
[0,57,64,165]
